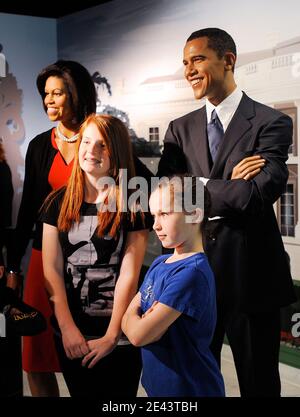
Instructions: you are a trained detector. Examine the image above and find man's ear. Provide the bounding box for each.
[224,52,236,71]
[185,208,203,224]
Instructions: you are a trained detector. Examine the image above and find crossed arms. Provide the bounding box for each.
[121,293,181,347]
[158,114,292,218]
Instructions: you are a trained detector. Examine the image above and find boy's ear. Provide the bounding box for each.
[185,208,204,224]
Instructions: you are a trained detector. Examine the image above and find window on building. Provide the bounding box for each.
[275,105,297,156]
[278,165,298,237]
[280,184,295,237]
[149,127,159,142]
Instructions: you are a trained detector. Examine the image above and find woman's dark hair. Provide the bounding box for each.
[36,60,97,124]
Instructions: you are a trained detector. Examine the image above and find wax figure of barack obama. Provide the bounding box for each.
[158,28,296,397]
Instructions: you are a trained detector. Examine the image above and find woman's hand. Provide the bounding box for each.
[231,155,265,180]
[61,325,90,360]
[81,334,118,369]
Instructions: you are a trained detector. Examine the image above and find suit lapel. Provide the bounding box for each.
[210,93,255,178]
[190,107,211,177]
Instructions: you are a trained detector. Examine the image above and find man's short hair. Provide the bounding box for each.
[187,28,237,59]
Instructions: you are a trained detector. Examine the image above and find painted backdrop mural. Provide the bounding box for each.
[57,0,300,353]
[57,0,300,281]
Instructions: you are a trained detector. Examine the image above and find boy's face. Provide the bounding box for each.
[149,185,193,250]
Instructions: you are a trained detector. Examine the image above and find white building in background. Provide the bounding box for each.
[119,36,300,282]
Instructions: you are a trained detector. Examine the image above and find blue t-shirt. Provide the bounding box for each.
[140,253,225,397]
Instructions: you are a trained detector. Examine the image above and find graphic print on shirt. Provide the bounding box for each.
[141,272,156,312]
[141,283,154,305]
[60,214,124,317]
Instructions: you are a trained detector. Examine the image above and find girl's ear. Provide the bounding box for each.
[185,208,204,224]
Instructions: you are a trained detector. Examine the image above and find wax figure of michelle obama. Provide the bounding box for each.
[7,60,98,396]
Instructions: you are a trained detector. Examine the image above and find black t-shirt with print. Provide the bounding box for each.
[41,190,151,337]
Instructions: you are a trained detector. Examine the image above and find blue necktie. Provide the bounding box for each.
[207,109,224,162]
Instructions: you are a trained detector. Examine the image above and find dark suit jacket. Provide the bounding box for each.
[158,92,296,313]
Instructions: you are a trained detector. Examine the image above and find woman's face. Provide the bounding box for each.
[44,76,73,123]
[79,122,111,178]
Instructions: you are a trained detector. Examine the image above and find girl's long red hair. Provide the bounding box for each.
[48,114,137,237]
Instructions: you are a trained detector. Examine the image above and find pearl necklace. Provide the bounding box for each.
[56,123,79,143]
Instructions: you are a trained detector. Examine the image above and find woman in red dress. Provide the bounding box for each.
[7,61,96,396]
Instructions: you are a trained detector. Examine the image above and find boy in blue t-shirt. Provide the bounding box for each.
[122,175,225,397]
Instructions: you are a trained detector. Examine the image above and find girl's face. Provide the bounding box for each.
[44,76,73,123]
[149,185,194,250]
[79,122,111,178]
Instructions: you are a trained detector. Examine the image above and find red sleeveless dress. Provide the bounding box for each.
[22,129,74,372]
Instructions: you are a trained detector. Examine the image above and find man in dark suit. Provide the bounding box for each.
[158,28,296,397]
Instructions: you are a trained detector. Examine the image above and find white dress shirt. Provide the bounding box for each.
[205,87,243,133]
[200,88,243,219]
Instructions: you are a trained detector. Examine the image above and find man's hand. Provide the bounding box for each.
[231,155,265,180]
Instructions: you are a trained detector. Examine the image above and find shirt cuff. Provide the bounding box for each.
[199,177,209,186]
